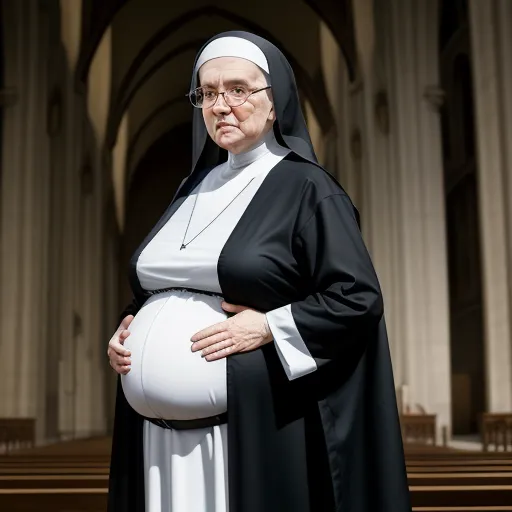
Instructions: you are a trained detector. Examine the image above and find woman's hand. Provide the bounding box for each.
[107,315,134,374]
[191,302,273,361]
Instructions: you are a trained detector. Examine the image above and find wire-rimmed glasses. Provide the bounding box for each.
[187,85,271,108]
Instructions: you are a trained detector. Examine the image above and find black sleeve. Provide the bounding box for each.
[266,192,384,376]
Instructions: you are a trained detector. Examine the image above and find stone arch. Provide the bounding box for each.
[125,96,190,183]
[111,39,202,149]
[127,96,184,172]
[77,0,357,85]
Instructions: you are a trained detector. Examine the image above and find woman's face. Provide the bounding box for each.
[198,57,275,154]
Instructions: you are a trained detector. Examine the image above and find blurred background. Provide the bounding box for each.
[1,0,512,509]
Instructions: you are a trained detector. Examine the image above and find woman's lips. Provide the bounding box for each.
[216,122,235,130]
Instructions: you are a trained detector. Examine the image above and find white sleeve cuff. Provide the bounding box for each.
[265,304,317,381]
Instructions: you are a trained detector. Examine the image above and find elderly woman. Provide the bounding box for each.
[107,31,410,512]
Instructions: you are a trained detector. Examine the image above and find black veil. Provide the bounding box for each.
[188,31,320,176]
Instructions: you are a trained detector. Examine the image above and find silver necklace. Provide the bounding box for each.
[180,177,255,250]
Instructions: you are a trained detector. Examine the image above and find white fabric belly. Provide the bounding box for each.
[121,290,227,420]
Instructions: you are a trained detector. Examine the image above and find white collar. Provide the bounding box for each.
[226,129,282,173]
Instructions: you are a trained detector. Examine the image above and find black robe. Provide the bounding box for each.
[108,30,411,512]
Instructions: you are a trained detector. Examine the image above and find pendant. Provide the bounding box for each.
[180,244,186,250]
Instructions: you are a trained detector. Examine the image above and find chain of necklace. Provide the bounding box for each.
[180,177,256,250]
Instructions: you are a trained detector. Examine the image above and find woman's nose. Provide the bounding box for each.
[212,93,231,115]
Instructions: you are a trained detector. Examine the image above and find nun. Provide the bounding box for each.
[107,31,411,512]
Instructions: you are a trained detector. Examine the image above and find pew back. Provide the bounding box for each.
[0,418,35,454]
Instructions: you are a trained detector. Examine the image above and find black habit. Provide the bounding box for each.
[108,31,411,512]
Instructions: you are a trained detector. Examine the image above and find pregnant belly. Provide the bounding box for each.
[121,290,227,420]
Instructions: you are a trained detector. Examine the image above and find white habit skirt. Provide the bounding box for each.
[143,421,228,512]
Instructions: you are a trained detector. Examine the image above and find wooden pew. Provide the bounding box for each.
[0,490,107,512]
[409,472,512,486]
[0,458,108,509]
[405,444,512,510]
[482,413,512,452]
[401,413,438,445]
[0,418,35,454]
[1,436,512,511]
[0,436,110,510]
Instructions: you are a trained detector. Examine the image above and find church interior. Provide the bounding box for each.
[2,0,512,510]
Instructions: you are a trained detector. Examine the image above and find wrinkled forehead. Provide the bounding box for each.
[198,57,266,86]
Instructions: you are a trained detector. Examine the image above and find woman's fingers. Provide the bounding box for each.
[108,333,131,374]
[108,345,131,363]
[109,339,130,356]
[221,302,249,314]
[119,329,131,344]
[201,338,234,358]
[108,347,131,365]
[203,341,236,362]
[117,365,131,375]
[191,320,228,343]
[191,331,231,352]
[110,359,131,375]
[108,349,131,373]
[116,355,131,366]
[120,315,134,329]
[108,319,134,374]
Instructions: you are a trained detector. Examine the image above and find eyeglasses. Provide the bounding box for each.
[187,85,271,108]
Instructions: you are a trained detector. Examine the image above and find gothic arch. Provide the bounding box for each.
[77,0,357,86]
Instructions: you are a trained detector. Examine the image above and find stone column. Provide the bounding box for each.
[57,85,83,439]
[103,193,122,432]
[55,61,112,441]
[322,1,451,435]
[73,140,108,438]
[365,0,451,434]
[0,0,113,443]
[497,2,512,402]
[88,147,108,437]
[469,0,512,412]
[0,0,51,442]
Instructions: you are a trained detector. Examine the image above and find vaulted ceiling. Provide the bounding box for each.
[77,0,356,178]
